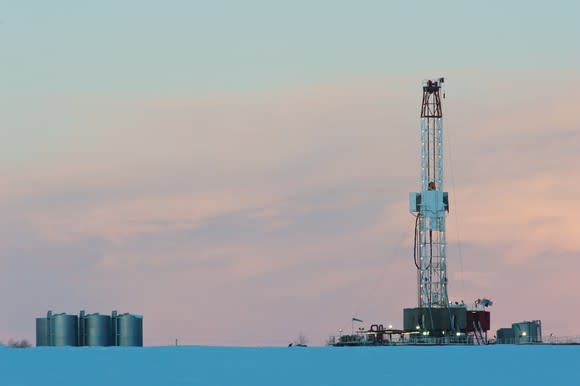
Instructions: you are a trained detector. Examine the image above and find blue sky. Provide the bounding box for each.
[2,1,578,165]
[2,1,578,97]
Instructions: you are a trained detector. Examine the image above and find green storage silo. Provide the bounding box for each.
[49,313,78,346]
[35,317,49,346]
[112,311,143,347]
[79,312,113,346]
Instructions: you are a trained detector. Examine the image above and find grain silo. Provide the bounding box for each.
[112,311,143,347]
[35,316,49,346]
[36,310,143,347]
[79,311,112,346]
[49,312,78,346]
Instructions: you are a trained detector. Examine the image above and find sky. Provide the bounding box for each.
[0,1,579,345]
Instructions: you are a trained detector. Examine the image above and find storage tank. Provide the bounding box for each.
[50,313,78,346]
[496,327,514,344]
[82,313,112,346]
[113,312,143,347]
[35,317,49,346]
[512,320,542,343]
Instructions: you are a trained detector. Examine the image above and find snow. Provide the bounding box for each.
[1,345,579,385]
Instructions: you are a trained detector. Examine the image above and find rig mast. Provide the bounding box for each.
[409,78,449,309]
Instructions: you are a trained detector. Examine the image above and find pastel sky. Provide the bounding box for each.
[1,1,579,345]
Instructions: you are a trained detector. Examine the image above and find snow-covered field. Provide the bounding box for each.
[2,345,579,386]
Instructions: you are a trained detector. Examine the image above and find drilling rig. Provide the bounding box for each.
[410,77,449,309]
[330,78,494,346]
[404,78,490,342]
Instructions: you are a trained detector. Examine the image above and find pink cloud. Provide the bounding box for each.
[2,71,580,344]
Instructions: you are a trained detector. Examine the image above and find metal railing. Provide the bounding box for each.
[329,334,477,346]
[329,334,580,346]
[541,335,580,345]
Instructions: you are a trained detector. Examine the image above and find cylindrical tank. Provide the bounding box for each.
[84,314,112,346]
[50,313,78,346]
[114,313,143,347]
[36,317,49,346]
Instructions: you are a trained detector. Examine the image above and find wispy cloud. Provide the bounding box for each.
[1,71,579,343]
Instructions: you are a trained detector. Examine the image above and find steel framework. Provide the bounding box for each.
[409,78,449,309]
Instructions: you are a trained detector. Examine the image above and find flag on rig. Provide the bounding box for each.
[352,317,363,323]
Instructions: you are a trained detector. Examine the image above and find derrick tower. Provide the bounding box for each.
[409,77,449,308]
[403,79,492,341]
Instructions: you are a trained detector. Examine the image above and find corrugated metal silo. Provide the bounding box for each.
[83,313,112,346]
[50,313,79,346]
[35,317,49,346]
[113,312,143,346]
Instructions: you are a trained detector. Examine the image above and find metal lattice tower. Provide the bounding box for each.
[409,78,449,309]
